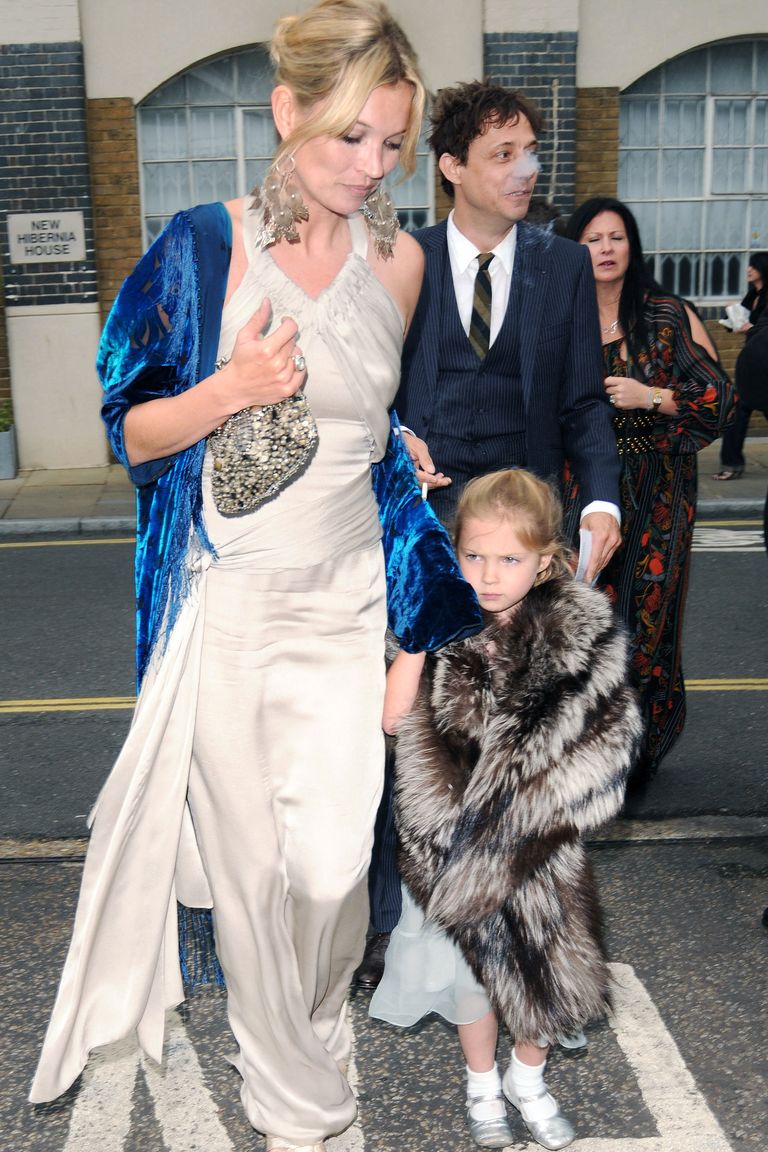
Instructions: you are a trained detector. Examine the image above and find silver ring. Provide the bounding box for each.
[609,395,616,405]
[292,353,306,373]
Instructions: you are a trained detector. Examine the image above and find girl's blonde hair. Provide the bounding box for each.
[454,469,573,584]
[270,0,426,178]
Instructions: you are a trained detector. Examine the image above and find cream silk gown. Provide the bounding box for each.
[31,202,403,1144]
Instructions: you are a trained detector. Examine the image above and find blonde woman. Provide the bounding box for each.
[28,4,466,1150]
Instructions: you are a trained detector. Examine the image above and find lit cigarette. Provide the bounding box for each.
[421,481,429,501]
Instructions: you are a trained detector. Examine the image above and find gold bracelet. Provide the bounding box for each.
[651,387,663,410]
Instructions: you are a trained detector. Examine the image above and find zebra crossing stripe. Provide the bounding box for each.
[63,1008,364,1151]
[62,1035,138,1151]
[608,961,732,1151]
[141,1010,235,1151]
[555,963,733,1152]
[692,526,764,550]
[62,965,731,1151]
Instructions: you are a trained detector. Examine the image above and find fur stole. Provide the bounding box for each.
[395,576,642,1041]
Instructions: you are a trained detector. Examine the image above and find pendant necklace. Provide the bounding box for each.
[602,317,620,335]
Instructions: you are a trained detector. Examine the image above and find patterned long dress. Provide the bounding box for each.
[565,294,733,785]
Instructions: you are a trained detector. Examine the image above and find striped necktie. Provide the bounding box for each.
[468,252,494,360]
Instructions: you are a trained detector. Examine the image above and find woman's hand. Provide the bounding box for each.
[604,375,653,410]
[605,374,678,417]
[216,297,306,415]
[123,297,306,465]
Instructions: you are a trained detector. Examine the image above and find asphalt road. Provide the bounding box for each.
[1,521,765,836]
[0,521,766,1152]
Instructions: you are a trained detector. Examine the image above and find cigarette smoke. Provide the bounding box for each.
[511,151,541,180]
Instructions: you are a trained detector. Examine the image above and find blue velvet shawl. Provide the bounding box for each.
[98,202,481,684]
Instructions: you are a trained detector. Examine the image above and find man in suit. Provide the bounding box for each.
[399,81,620,554]
[356,81,621,991]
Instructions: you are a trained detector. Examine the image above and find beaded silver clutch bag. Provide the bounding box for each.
[209,377,318,517]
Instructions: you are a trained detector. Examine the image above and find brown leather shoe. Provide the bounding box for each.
[353,931,390,990]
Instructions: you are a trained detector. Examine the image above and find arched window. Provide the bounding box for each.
[619,38,768,301]
[138,48,433,247]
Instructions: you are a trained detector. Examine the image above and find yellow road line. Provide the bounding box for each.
[0,537,135,548]
[0,838,88,859]
[695,519,761,527]
[0,696,136,713]
[2,680,768,714]
[687,678,768,690]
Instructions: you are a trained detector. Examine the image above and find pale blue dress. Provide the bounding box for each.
[369,883,491,1027]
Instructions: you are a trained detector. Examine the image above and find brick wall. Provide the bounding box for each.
[708,323,741,381]
[485,32,578,216]
[86,98,142,321]
[0,41,98,308]
[575,88,620,205]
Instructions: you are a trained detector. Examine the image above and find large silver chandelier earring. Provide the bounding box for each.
[361,184,400,261]
[252,153,309,248]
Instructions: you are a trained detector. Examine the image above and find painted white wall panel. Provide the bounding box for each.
[78,0,482,102]
[0,0,80,43]
[6,307,108,469]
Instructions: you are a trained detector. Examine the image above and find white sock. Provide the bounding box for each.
[466,1063,505,1120]
[507,1050,558,1122]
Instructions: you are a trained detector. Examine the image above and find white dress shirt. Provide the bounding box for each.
[446,212,515,347]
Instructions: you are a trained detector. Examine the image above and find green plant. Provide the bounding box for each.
[0,400,13,433]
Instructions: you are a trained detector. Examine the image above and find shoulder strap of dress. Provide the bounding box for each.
[349,213,369,258]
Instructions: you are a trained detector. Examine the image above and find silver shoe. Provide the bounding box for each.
[556,1029,587,1057]
[501,1080,575,1150]
[466,1092,515,1149]
[537,1030,587,1057]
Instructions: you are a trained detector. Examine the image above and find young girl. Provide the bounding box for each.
[372,469,642,1151]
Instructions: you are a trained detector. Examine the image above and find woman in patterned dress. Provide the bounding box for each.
[564,197,733,788]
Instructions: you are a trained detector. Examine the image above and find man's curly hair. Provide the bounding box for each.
[429,81,544,199]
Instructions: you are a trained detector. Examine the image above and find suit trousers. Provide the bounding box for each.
[366,740,401,933]
[187,546,387,1142]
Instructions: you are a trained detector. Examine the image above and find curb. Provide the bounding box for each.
[0,507,764,537]
[697,498,764,518]
[0,516,136,537]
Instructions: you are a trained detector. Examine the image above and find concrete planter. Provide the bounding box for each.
[0,425,18,480]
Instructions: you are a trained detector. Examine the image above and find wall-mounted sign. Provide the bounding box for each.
[7,211,86,264]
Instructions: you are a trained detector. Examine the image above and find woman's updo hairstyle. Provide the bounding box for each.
[270,0,426,177]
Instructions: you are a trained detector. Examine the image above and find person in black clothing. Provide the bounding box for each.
[714,251,768,480]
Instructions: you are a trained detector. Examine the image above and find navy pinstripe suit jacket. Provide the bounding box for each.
[394,219,620,508]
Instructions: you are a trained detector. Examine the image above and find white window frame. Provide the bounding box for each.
[619,39,768,304]
[137,49,434,250]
